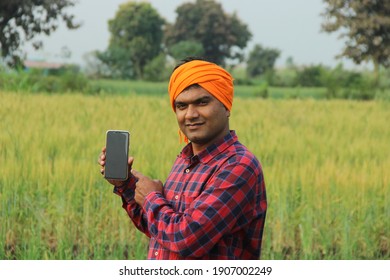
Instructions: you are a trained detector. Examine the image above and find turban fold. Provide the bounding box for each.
[168,60,234,112]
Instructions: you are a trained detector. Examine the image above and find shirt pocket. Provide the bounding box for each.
[168,191,199,212]
[164,176,207,211]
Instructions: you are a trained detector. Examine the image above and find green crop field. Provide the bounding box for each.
[1,90,389,260]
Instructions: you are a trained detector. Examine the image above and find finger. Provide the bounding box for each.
[98,153,105,165]
[131,169,144,179]
[98,148,106,165]
[98,155,105,165]
[100,168,104,175]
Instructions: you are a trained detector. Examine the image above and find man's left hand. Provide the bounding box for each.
[131,169,163,206]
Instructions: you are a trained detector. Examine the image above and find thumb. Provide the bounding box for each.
[128,157,134,170]
[131,169,143,180]
[128,156,134,165]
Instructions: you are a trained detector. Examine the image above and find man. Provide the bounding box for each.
[99,58,267,260]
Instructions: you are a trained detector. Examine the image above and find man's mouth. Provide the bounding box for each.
[186,122,204,128]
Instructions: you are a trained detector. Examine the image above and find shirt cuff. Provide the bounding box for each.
[113,176,137,203]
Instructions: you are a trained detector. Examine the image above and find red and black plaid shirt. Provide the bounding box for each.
[114,130,267,259]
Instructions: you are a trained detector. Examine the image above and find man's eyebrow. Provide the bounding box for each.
[197,96,212,101]
[174,100,186,106]
[175,95,212,105]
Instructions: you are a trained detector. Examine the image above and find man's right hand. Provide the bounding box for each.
[99,146,134,187]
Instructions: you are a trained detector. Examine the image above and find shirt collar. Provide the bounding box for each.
[179,130,238,164]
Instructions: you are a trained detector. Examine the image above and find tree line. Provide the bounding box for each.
[86,0,280,81]
[0,0,389,85]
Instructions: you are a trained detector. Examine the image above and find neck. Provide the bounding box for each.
[191,129,230,155]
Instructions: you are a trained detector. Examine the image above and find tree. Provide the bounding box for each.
[83,51,111,79]
[246,44,280,78]
[295,64,326,87]
[169,40,204,62]
[0,0,80,66]
[102,2,165,79]
[143,53,170,81]
[165,0,251,66]
[96,47,135,79]
[321,0,390,84]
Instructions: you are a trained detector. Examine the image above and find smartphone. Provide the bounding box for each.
[104,130,130,181]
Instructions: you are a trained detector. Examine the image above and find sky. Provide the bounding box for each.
[24,0,372,69]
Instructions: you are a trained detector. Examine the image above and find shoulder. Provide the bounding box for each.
[231,140,260,164]
[219,140,263,176]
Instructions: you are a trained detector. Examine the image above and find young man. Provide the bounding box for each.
[99,58,267,259]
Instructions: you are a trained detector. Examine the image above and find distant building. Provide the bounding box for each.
[24,60,65,75]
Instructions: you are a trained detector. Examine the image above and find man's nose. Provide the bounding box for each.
[185,104,200,119]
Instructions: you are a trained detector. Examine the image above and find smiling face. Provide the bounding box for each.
[174,85,230,154]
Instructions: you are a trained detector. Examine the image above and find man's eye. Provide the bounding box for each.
[176,104,186,110]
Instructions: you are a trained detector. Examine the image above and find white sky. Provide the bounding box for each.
[24,0,372,69]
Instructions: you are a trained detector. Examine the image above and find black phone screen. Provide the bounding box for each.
[105,130,129,180]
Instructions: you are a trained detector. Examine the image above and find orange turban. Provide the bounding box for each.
[168,60,234,112]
